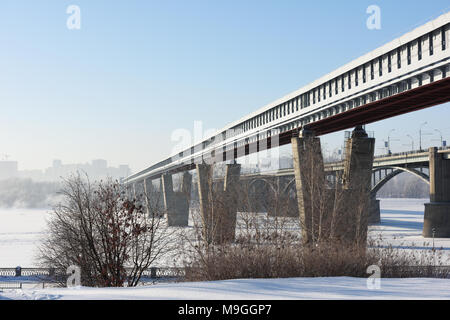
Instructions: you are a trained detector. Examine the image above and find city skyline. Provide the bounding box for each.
[0,157,131,182]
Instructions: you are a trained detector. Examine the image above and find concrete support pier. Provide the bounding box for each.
[290,125,375,244]
[126,185,134,200]
[423,147,450,237]
[196,163,241,244]
[222,164,241,242]
[291,128,326,244]
[368,195,381,224]
[196,164,213,242]
[340,125,376,243]
[161,172,192,226]
[343,126,375,190]
[143,178,154,216]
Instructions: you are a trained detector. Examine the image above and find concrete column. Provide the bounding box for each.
[181,171,193,199]
[126,185,133,200]
[423,147,450,237]
[339,125,376,243]
[161,173,174,216]
[343,126,375,191]
[196,163,241,243]
[132,183,137,199]
[196,164,213,243]
[291,129,326,244]
[134,181,147,208]
[157,179,165,213]
[144,177,164,217]
[162,173,191,226]
[221,164,241,242]
[143,178,152,211]
[177,172,192,226]
[368,194,381,224]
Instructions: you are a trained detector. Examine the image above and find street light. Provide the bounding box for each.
[406,134,414,151]
[387,129,396,154]
[419,122,427,151]
[435,129,443,148]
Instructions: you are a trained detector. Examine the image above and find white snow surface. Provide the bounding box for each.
[0,208,50,267]
[2,277,450,300]
[1,198,450,300]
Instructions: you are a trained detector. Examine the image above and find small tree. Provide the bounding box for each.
[38,173,176,287]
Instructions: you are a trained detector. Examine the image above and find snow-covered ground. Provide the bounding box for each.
[2,198,450,300]
[0,208,50,267]
[2,277,450,300]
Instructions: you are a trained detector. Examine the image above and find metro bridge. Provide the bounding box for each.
[124,12,450,241]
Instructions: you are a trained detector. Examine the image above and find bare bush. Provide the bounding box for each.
[184,228,448,281]
[38,173,177,287]
[183,152,447,281]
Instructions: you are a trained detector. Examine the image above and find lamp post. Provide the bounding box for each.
[435,129,443,148]
[406,134,414,151]
[388,129,395,154]
[419,122,427,151]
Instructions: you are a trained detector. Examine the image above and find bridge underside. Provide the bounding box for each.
[216,76,450,167]
[307,76,450,135]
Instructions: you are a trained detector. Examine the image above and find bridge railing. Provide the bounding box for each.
[374,146,450,159]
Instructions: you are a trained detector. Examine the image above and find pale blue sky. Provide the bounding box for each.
[1,1,450,172]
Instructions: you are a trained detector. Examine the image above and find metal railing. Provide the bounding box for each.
[0,282,22,290]
[0,266,185,280]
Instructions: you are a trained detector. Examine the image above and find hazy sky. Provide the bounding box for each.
[1,1,450,172]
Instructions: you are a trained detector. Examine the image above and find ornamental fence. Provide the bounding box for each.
[0,266,184,280]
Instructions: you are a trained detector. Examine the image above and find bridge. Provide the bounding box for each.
[125,12,450,242]
[235,146,450,224]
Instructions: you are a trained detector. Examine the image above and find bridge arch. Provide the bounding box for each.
[371,166,429,195]
[281,178,297,195]
[282,175,337,195]
[246,177,298,216]
[247,178,278,195]
[272,166,429,197]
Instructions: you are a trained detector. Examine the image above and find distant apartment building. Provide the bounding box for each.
[0,159,131,182]
[44,159,131,182]
[0,161,18,180]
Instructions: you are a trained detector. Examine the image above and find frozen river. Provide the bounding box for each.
[0,198,448,267]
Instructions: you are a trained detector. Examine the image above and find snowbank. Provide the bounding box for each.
[2,277,450,300]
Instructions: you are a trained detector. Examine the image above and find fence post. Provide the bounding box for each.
[15,266,21,277]
[150,267,157,278]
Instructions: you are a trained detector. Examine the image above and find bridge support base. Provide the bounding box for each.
[162,172,192,226]
[368,196,381,224]
[424,203,450,237]
[143,178,165,217]
[339,125,376,243]
[423,147,450,238]
[196,163,241,243]
[291,129,326,244]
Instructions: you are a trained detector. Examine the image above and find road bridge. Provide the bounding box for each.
[237,147,450,226]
